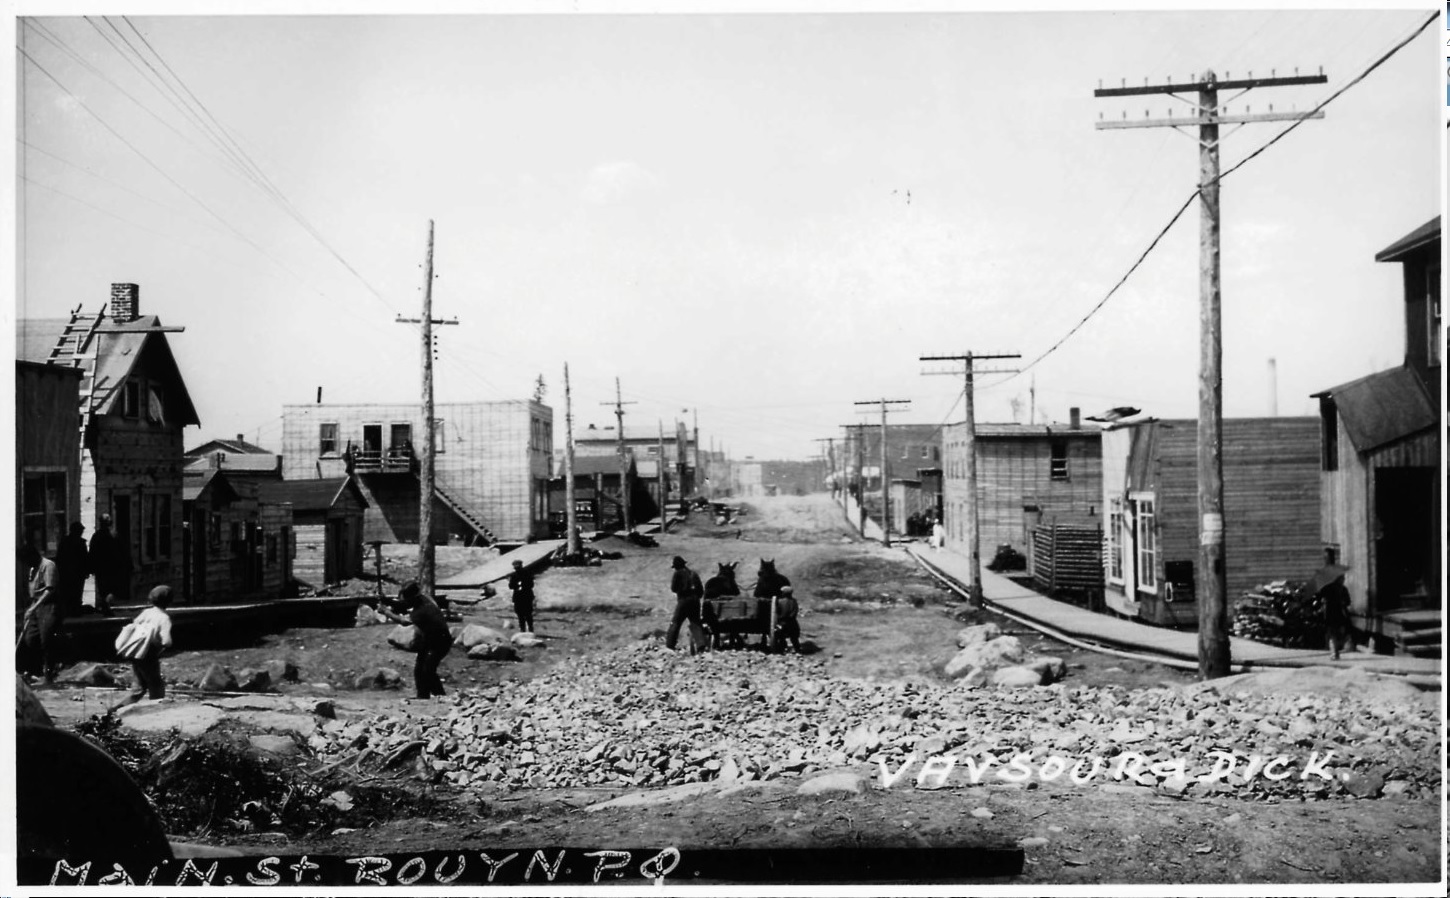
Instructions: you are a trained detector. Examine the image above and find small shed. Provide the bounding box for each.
[1100,417,1322,628]
[258,478,368,588]
[182,469,292,604]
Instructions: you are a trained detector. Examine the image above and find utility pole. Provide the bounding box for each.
[853,425,865,531]
[601,378,637,533]
[395,220,459,596]
[1096,68,1326,678]
[812,437,836,497]
[563,363,580,557]
[693,409,702,499]
[657,421,667,525]
[922,352,1019,605]
[853,399,910,547]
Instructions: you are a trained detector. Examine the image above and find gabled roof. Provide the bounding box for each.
[16,314,200,426]
[183,468,239,504]
[257,477,369,512]
[187,437,272,456]
[1374,216,1440,263]
[1312,365,1436,452]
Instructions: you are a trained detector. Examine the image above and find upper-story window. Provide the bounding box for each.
[122,381,141,419]
[319,423,339,456]
[1050,439,1069,481]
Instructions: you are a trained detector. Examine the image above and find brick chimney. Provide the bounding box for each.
[1069,407,1081,430]
[109,283,139,322]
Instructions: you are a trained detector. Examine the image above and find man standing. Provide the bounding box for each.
[381,581,453,699]
[1319,570,1353,660]
[508,559,536,633]
[88,514,126,614]
[665,555,706,653]
[18,543,62,684]
[55,522,90,619]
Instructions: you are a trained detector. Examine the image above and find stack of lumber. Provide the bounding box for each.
[1030,523,1103,591]
[1230,580,1322,648]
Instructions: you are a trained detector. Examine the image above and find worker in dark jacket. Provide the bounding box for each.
[54,522,90,619]
[381,581,453,698]
[665,556,706,653]
[507,559,536,633]
[1319,572,1353,660]
[88,514,126,614]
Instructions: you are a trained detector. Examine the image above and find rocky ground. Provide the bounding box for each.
[30,494,1447,886]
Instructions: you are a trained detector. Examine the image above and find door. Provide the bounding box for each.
[1373,467,1435,612]
[362,424,382,465]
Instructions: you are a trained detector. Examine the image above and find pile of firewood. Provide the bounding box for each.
[1231,580,1324,649]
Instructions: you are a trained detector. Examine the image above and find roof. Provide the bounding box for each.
[256,477,368,512]
[17,313,200,426]
[186,437,273,456]
[1312,366,1436,452]
[946,421,1101,439]
[577,425,690,444]
[1374,217,1440,263]
[183,469,239,504]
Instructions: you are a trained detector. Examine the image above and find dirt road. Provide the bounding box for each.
[36,494,1443,886]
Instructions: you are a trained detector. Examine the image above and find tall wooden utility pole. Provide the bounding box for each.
[601,378,637,533]
[922,352,1019,606]
[853,399,910,547]
[851,424,866,530]
[692,410,701,498]
[395,220,458,596]
[812,437,836,496]
[563,364,580,556]
[1095,68,1326,678]
[657,421,667,525]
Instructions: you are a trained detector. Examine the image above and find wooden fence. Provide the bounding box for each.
[1029,523,1104,593]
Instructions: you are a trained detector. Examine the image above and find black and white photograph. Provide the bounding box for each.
[8,1,1446,891]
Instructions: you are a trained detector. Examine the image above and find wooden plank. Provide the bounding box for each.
[436,539,564,588]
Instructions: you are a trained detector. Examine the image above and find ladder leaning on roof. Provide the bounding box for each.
[47,304,108,443]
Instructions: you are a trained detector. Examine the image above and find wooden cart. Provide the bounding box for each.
[703,595,783,652]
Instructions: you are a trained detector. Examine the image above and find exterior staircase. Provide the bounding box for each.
[429,479,497,546]
[1381,608,1441,659]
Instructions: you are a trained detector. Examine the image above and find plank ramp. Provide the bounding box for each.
[436,539,563,589]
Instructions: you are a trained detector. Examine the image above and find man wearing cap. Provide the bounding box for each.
[508,559,536,633]
[665,556,706,653]
[775,585,802,653]
[380,581,453,699]
[122,585,175,704]
[1318,570,1353,660]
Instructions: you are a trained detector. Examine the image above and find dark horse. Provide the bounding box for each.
[753,559,791,598]
[704,562,741,599]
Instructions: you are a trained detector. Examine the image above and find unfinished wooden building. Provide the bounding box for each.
[257,477,367,588]
[1100,417,1322,628]
[1312,217,1441,655]
[281,400,553,543]
[17,284,199,606]
[182,468,293,604]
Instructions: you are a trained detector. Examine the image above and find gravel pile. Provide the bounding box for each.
[310,643,1439,802]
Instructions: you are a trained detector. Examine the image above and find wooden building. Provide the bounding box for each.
[17,284,199,605]
[546,454,656,535]
[16,362,84,557]
[1100,417,1322,627]
[574,421,702,497]
[1312,217,1441,653]
[185,434,281,477]
[182,468,292,604]
[281,400,553,543]
[941,413,1103,558]
[257,477,367,588]
[839,423,942,496]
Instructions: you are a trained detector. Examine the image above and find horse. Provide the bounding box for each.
[704,562,741,599]
[753,559,791,599]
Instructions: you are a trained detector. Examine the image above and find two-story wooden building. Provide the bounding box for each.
[1312,217,1441,655]
[280,400,553,544]
[17,284,199,605]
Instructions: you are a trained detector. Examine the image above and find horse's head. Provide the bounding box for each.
[758,559,777,577]
[716,562,738,580]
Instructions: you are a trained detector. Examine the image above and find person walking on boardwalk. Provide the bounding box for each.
[381,581,453,699]
[508,559,536,633]
[665,555,706,653]
[17,543,62,685]
[1318,567,1353,660]
[55,522,90,619]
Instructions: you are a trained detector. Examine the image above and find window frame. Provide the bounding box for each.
[21,469,68,555]
[1131,492,1157,594]
[1049,439,1069,481]
[1106,496,1125,585]
[319,422,339,456]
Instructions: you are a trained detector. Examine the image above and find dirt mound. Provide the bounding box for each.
[1188,665,1428,705]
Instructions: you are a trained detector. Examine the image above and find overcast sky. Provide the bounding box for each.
[12,2,1441,460]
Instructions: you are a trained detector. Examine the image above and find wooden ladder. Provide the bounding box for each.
[48,304,107,440]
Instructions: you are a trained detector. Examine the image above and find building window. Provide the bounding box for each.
[933,446,940,462]
[21,470,68,554]
[146,386,166,425]
[1428,261,1441,367]
[209,512,223,548]
[1050,439,1068,481]
[319,422,338,455]
[266,534,278,564]
[122,381,141,419]
[389,423,412,454]
[1134,495,1157,593]
[1320,399,1338,472]
[920,446,930,459]
[902,444,910,460]
[1106,497,1125,584]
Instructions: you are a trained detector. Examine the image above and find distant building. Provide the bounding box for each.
[280,400,552,544]
[185,434,281,477]
[17,284,200,605]
[546,454,656,534]
[1312,217,1440,654]
[182,468,292,603]
[941,412,1103,558]
[257,477,368,588]
[574,421,701,497]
